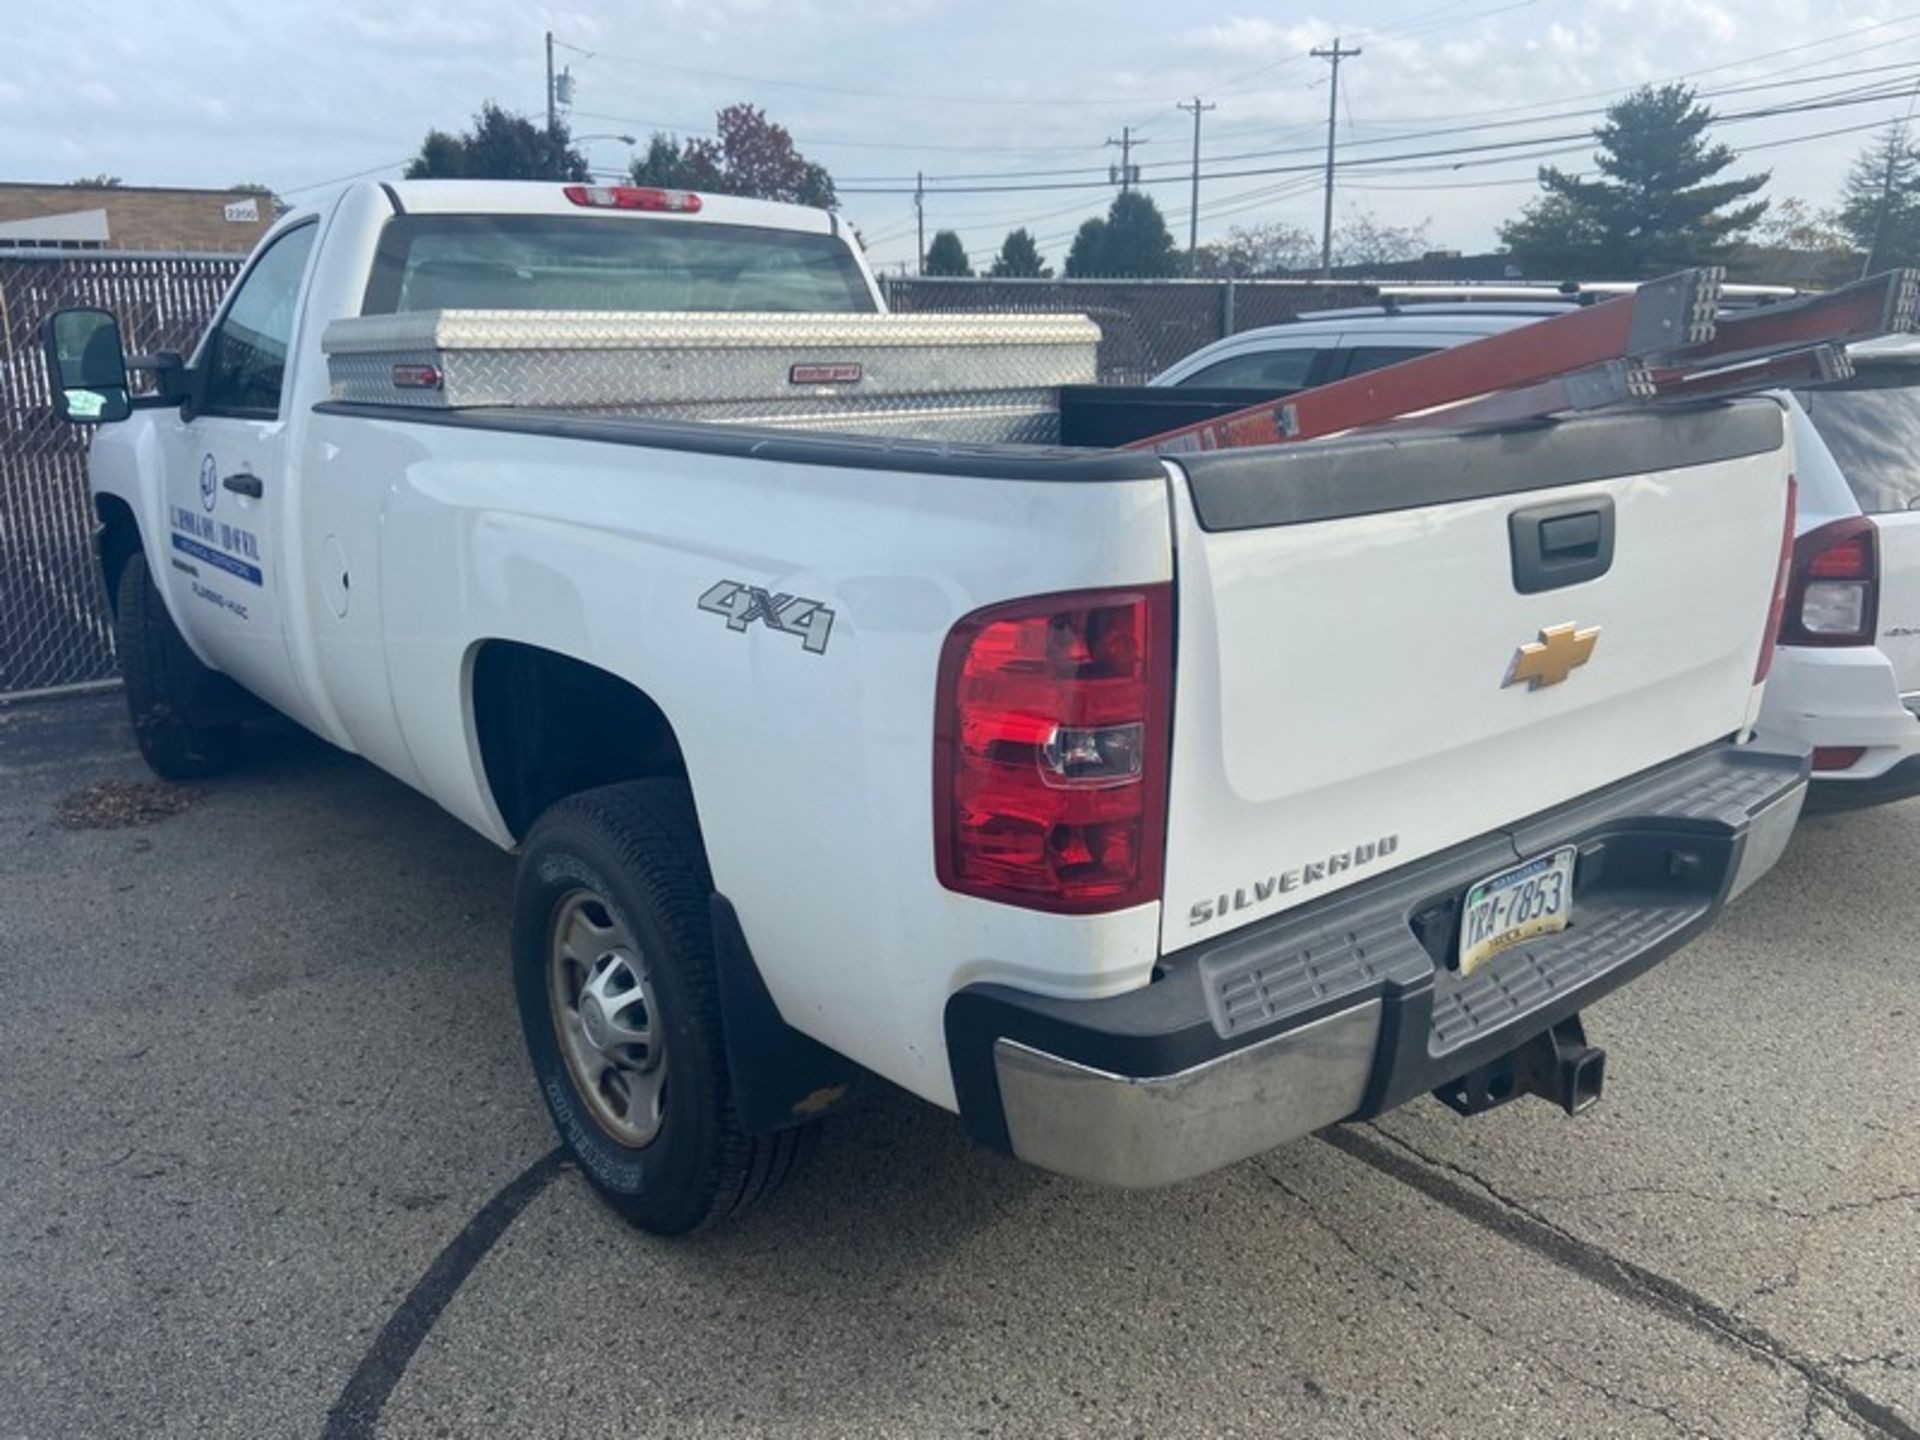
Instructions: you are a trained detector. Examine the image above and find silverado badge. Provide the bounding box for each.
[1505,622,1600,690]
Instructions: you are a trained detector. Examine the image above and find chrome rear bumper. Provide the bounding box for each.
[950,739,1809,1188]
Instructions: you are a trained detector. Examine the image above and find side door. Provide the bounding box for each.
[158,221,319,722]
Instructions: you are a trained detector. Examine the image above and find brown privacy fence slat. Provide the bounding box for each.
[0,253,241,695]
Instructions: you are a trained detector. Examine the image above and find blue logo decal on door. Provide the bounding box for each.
[199,454,218,512]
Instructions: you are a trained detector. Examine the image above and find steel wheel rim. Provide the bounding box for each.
[547,888,667,1148]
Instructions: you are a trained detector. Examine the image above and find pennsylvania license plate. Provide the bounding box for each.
[1458,846,1577,978]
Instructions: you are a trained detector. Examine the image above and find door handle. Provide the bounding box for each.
[222,472,263,498]
[1509,496,1615,594]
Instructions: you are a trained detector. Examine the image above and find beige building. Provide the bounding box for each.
[0,182,278,253]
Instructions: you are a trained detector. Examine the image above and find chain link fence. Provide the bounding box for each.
[2,265,1362,699]
[880,276,1374,383]
[0,253,241,697]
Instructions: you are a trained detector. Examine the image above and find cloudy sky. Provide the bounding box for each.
[5,0,1918,271]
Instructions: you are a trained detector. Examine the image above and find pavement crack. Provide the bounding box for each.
[1836,1352,1920,1374]
[1323,1125,1920,1440]
[1262,1163,1704,1438]
[1463,1181,1920,1224]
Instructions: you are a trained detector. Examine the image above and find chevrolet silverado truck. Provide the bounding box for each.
[45,180,1808,1235]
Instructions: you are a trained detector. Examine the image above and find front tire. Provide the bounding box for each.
[114,552,240,780]
[512,780,816,1235]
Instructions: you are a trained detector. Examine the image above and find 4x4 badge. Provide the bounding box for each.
[698,580,835,655]
[1505,623,1600,689]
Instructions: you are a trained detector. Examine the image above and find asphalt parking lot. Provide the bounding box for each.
[1,692,1915,1439]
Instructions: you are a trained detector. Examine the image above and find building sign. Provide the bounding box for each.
[223,198,259,223]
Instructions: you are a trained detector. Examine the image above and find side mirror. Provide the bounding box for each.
[43,308,132,424]
[138,350,191,406]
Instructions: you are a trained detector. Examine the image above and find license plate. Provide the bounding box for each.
[1458,846,1577,978]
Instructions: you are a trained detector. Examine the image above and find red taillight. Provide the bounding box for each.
[1755,476,1798,684]
[1807,533,1871,579]
[934,586,1173,913]
[562,184,703,213]
[1812,746,1867,772]
[1779,515,1879,648]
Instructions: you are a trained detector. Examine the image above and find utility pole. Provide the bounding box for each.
[545,31,557,139]
[1177,96,1216,274]
[915,171,925,276]
[1106,126,1147,192]
[1311,37,1361,278]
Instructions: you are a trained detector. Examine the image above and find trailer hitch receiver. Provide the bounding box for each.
[1434,1014,1606,1118]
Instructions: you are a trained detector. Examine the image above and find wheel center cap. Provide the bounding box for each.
[580,994,610,1050]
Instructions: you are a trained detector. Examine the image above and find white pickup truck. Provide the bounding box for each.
[46,180,1808,1235]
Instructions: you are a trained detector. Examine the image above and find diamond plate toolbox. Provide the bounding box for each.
[321,310,1101,416]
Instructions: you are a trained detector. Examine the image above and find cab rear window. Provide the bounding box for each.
[1796,379,1920,515]
[362,214,876,316]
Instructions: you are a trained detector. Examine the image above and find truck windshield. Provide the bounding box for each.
[1795,376,1920,514]
[362,214,876,316]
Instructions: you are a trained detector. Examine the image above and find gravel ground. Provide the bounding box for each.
[0,693,1913,1440]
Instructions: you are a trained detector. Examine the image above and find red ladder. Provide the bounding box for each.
[1131,268,1920,454]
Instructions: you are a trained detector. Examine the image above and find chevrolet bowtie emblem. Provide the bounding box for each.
[1505,622,1600,690]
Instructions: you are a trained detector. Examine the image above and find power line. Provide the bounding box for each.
[564,12,1920,191]
[569,107,1114,158]
[838,78,1920,195]
[553,35,1179,110]
[837,56,1920,187]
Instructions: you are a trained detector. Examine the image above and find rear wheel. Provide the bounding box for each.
[512,780,817,1235]
[114,552,241,780]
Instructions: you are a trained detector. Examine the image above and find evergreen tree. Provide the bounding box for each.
[406,103,589,182]
[990,228,1050,278]
[1062,194,1179,278]
[1838,123,1920,272]
[1500,84,1768,277]
[1063,217,1108,277]
[923,230,972,276]
[1100,193,1179,278]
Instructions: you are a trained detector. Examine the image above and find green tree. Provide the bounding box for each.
[628,134,719,192]
[1500,84,1768,277]
[1100,192,1179,277]
[1838,123,1920,272]
[989,228,1050,277]
[1063,217,1108,277]
[633,105,835,207]
[923,229,972,276]
[406,103,589,181]
[68,174,123,188]
[1063,193,1179,277]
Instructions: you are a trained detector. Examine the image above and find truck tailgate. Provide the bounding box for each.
[1160,401,1792,952]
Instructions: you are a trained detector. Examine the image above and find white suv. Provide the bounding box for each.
[1154,301,1920,809]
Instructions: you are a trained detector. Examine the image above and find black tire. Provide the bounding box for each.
[114,552,241,780]
[512,780,817,1235]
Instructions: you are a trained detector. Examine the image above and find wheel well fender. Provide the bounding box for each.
[468,640,689,842]
[94,495,143,615]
